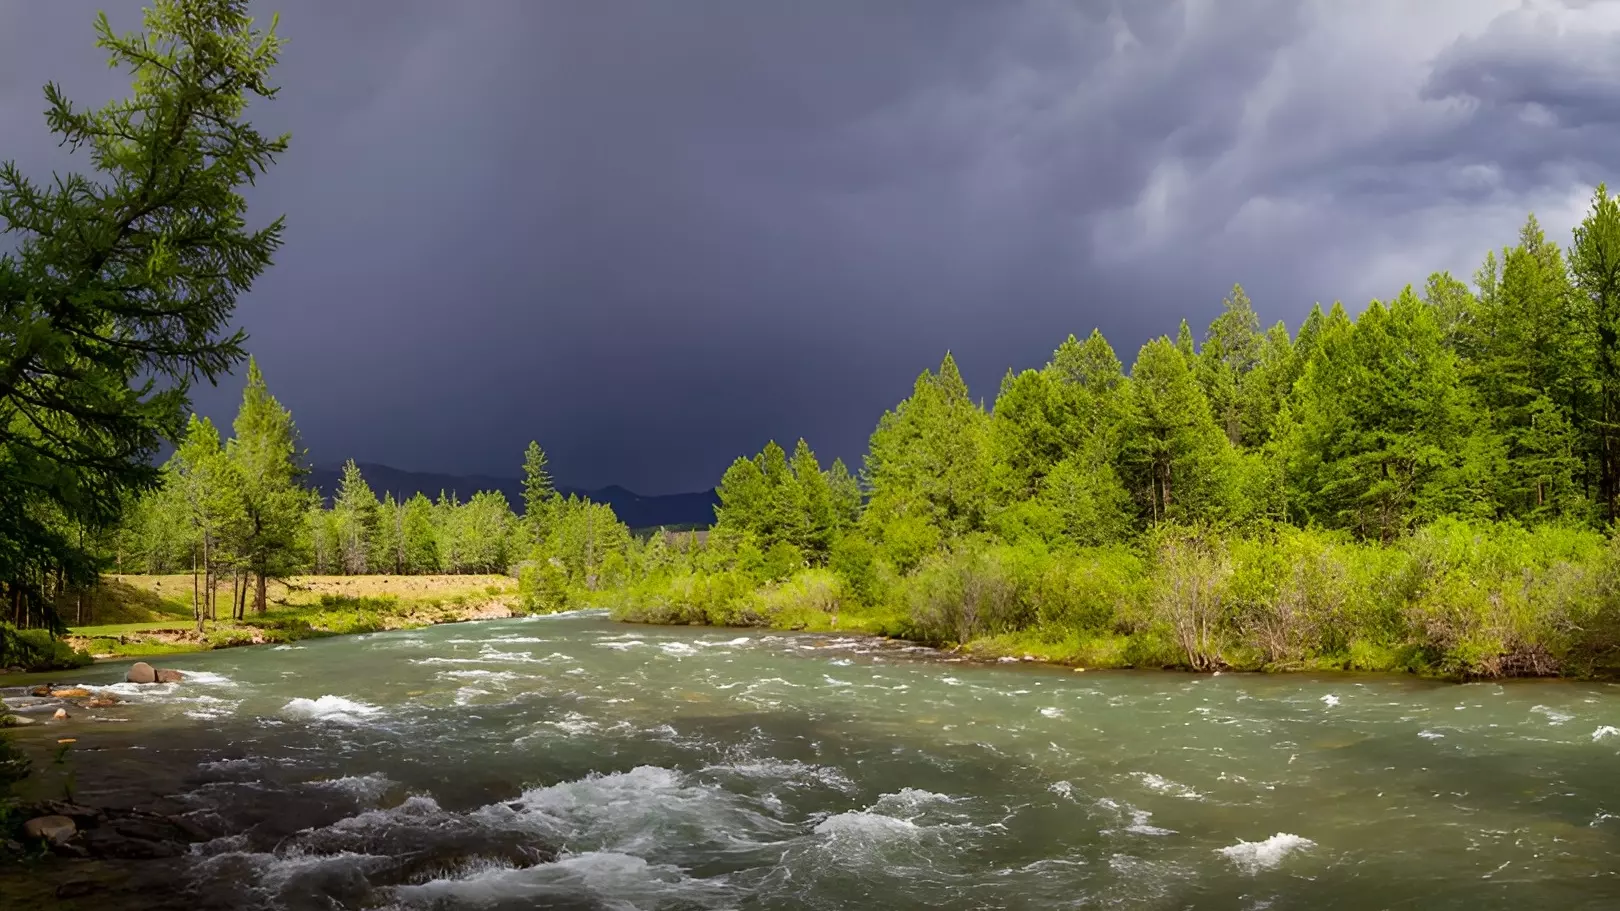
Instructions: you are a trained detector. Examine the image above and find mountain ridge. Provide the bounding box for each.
[305,461,718,530]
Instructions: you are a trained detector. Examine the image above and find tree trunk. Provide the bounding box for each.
[192,546,202,634]
[255,571,267,615]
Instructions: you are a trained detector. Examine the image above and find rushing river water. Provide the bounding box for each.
[7,610,1620,909]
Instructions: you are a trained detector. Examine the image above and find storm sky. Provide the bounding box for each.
[3,1,1617,493]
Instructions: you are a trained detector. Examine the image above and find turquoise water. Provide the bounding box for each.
[9,610,1620,909]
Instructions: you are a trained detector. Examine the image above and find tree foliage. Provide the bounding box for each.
[0,0,285,637]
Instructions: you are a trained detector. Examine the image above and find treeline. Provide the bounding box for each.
[612,187,1620,679]
[111,368,636,625]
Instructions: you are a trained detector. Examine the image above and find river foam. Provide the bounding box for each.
[1218,833,1316,873]
[282,695,384,725]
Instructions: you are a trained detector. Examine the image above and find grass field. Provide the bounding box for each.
[64,573,521,658]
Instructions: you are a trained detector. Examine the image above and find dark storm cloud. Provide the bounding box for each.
[3,0,1616,492]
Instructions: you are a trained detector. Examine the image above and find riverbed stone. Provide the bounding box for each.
[154,668,184,684]
[23,815,76,845]
[126,662,156,684]
[29,685,51,697]
[52,708,69,720]
[0,714,33,726]
[50,687,91,699]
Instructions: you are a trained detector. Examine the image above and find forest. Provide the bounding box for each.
[7,1,1620,683]
[76,184,1620,680]
[603,190,1620,680]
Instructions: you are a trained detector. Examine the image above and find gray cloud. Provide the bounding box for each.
[3,0,1617,492]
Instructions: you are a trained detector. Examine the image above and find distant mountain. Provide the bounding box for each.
[305,462,718,531]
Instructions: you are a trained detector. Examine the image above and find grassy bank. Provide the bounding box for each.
[608,519,1620,681]
[58,574,521,660]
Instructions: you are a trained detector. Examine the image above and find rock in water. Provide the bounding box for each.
[23,815,76,845]
[154,668,184,684]
[52,708,69,720]
[50,688,91,699]
[126,662,156,684]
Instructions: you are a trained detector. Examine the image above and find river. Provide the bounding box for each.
[5,609,1620,909]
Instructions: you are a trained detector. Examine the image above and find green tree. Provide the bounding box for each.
[1199,284,1265,446]
[1121,337,1238,524]
[459,490,517,574]
[827,458,863,527]
[402,492,439,573]
[169,415,245,629]
[0,0,286,635]
[332,459,379,574]
[1571,184,1620,521]
[521,440,557,544]
[1283,289,1490,539]
[715,453,770,535]
[374,493,406,574]
[864,353,992,545]
[1461,216,1588,520]
[227,358,308,612]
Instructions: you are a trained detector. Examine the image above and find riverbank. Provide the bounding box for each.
[3,575,524,671]
[606,522,1620,681]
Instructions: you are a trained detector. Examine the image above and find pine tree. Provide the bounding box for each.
[1121,337,1238,524]
[460,490,517,574]
[715,454,770,538]
[1199,284,1264,446]
[333,460,379,574]
[864,352,992,542]
[1284,288,1487,539]
[1571,184,1620,521]
[791,439,837,560]
[402,493,439,573]
[374,493,406,574]
[169,415,245,629]
[1461,216,1588,520]
[521,441,557,544]
[826,458,863,527]
[227,358,309,612]
[0,0,287,633]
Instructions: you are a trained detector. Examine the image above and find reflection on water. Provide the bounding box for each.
[6,609,1620,909]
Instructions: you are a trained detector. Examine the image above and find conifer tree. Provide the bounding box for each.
[0,0,287,632]
[169,415,245,629]
[333,460,379,574]
[402,493,439,573]
[1284,288,1487,539]
[521,441,557,544]
[1199,284,1264,446]
[864,353,992,542]
[827,458,863,527]
[228,358,309,611]
[1121,337,1237,524]
[1571,184,1620,521]
[792,439,838,560]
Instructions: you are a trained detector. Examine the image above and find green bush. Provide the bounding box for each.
[0,625,92,672]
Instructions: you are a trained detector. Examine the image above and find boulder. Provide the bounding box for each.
[86,695,119,708]
[29,685,51,697]
[126,662,156,684]
[50,687,91,699]
[0,714,33,727]
[22,815,76,845]
[34,801,103,825]
[52,708,69,720]
[154,668,184,684]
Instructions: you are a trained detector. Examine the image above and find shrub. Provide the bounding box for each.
[0,625,93,672]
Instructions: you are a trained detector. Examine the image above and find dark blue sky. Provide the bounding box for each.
[3,1,1615,492]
